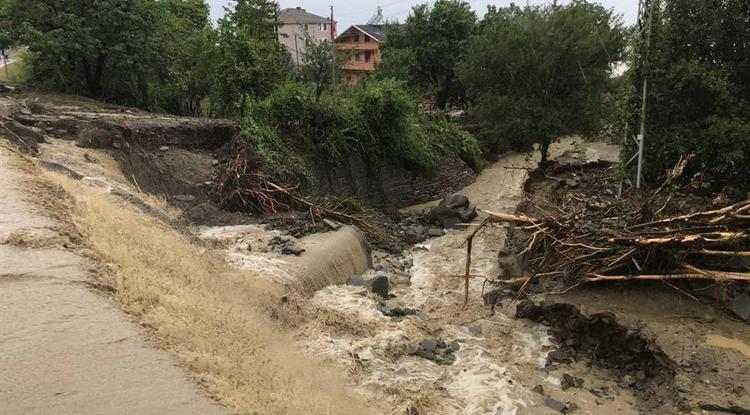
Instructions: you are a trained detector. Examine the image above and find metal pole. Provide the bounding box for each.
[635,0,655,189]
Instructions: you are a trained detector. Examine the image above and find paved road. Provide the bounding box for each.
[0,144,227,415]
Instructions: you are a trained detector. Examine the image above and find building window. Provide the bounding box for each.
[320,23,327,31]
[364,36,370,42]
[354,53,360,61]
[364,51,371,62]
[304,23,309,31]
[354,34,360,42]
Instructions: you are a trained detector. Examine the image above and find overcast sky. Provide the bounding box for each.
[208,0,637,32]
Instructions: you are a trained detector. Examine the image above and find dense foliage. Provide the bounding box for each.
[238,79,482,189]
[2,0,217,112]
[624,0,750,193]
[213,0,291,116]
[1,0,290,116]
[459,1,625,162]
[377,0,476,109]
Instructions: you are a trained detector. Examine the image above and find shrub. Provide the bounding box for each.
[238,79,484,189]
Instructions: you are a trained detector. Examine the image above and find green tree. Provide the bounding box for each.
[378,0,476,109]
[299,38,335,99]
[213,0,291,116]
[4,0,165,103]
[159,0,218,115]
[460,1,625,162]
[624,0,750,192]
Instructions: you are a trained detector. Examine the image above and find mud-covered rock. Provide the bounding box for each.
[407,339,459,365]
[561,373,584,390]
[728,293,750,322]
[367,275,390,298]
[377,298,421,317]
[421,194,478,228]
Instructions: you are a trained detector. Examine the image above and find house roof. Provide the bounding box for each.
[336,25,386,43]
[279,7,331,24]
[355,25,386,42]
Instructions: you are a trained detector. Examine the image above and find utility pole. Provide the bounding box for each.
[635,0,655,189]
[621,0,655,193]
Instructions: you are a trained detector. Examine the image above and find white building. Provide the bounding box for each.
[277,7,335,67]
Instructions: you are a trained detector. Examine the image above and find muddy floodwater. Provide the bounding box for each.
[3,94,747,415]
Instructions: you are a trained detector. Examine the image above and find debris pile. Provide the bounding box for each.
[464,160,750,305]
[219,145,401,247]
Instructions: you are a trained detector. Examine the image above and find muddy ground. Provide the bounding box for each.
[1,89,749,415]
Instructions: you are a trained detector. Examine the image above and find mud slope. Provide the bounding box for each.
[0,144,226,415]
[34,161,372,413]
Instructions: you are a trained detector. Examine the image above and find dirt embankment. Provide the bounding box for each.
[0,93,375,414]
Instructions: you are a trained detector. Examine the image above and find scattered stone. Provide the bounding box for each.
[158,145,169,151]
[390,272,411,286]
[421,339,439,352]
[407,338,458,365]
[111,141,122,149]
[367,275,390,298]
[564,178,579,188]
[589,386,612,400]
[728,293,750,322]
[440,194,469,209]
[561,374,584,390]
[533,384,545,395]
[377,298,420,318]
[699,402,750,415]
[83,153,96,163]
[421,194,478,228]
[544,397,566,413]
[401,257,414,269]
[620,374,636,387]
[280,244,305,256]
[468,325,483,337]
[428,228,444,237]
[546,348,574,366]
[268,235,305,256]
[323,218,342,230]
[482,288,504,307]
[212,159,220,166]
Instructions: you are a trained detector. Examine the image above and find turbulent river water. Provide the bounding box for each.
[24,132,630,414]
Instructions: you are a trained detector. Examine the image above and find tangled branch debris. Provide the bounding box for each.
[464,159,750,304]
[218,149,401,246]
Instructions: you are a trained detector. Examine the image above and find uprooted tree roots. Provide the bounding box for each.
[463,197,750,305]
[218,147,401,247]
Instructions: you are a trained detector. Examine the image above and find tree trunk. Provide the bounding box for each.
[239,93,247,117]
[540,141,550,165]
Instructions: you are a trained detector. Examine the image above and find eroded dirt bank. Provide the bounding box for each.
[3,90,749,415]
